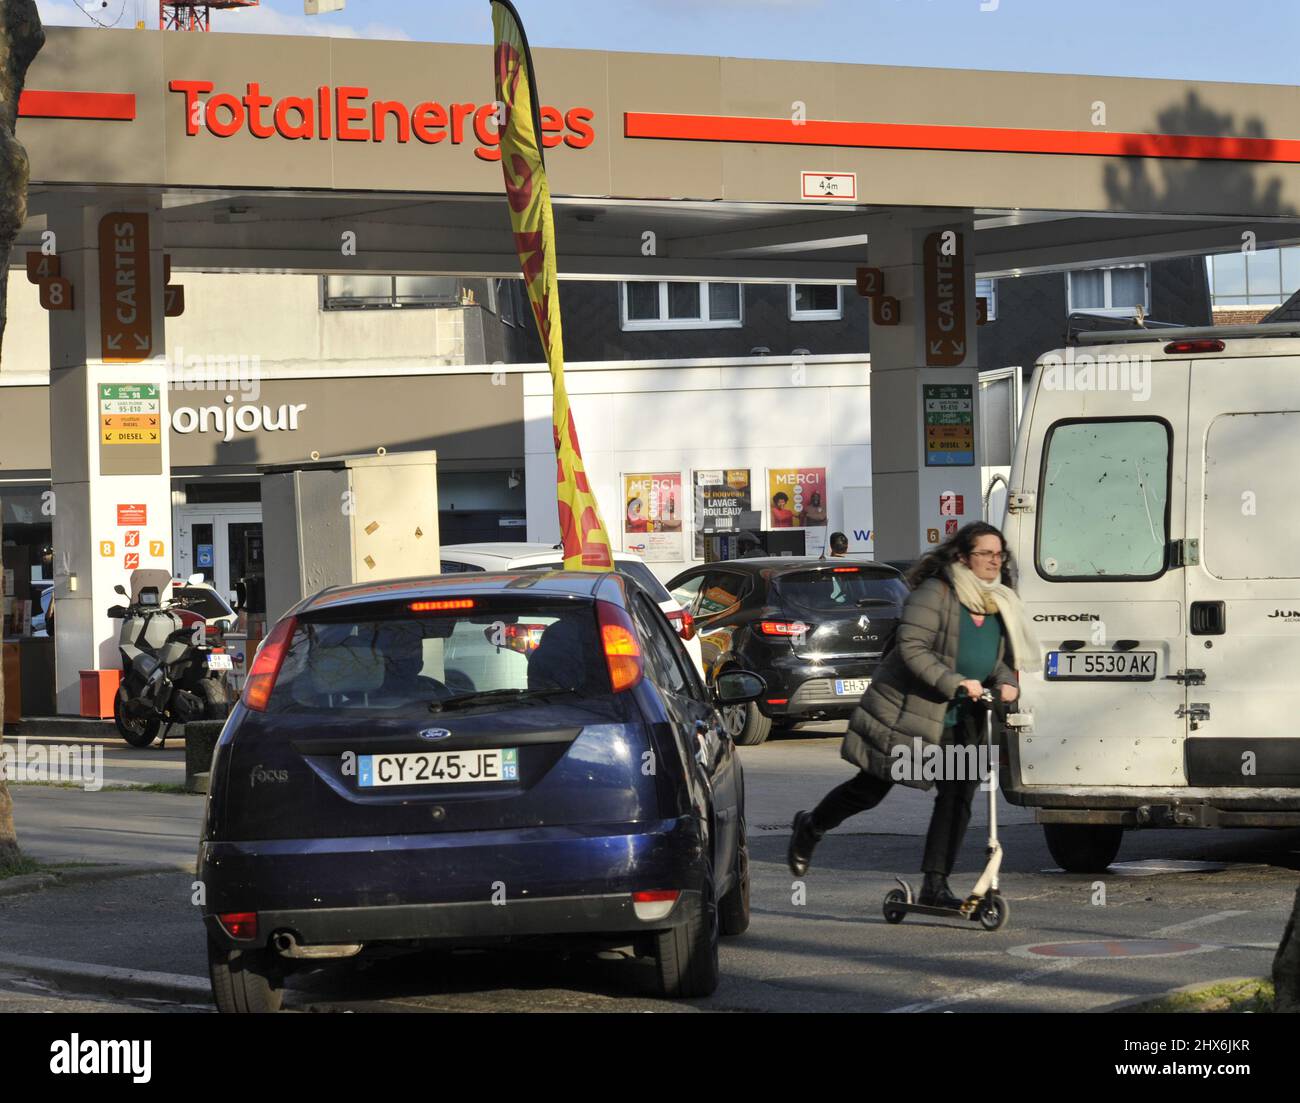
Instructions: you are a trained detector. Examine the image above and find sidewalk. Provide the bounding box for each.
[8,786,202,868]
[3,731,189,789]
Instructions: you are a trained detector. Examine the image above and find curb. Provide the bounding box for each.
[0,862,179,899]
[0,951,211,1005]
[1099,976,1269,1013]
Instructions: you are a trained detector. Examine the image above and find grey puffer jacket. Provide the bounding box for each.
[840,571,1018,791]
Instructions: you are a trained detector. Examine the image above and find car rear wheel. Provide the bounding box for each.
[722,701,772,746]
[208,936,285,1014]
[718,817,750,936]
[652,881,720,999]
[114,694,160,749]
[1043,823,1124,873]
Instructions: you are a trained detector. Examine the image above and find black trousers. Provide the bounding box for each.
[810,711,982,876]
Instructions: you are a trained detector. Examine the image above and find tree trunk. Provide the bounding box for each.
[1275,884,1300,1013]
[0,0,45,867]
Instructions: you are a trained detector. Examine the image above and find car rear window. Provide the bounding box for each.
[774,568,908,612]
[264,598,610,714]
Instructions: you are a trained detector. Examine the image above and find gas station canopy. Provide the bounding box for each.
[13,26,1300,280]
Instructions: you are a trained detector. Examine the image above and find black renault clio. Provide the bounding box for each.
[198,570,762,1011]
[666,558,909,745]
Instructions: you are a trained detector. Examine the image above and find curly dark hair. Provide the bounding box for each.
[905,521,1015,589]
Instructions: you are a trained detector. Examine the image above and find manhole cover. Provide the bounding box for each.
[1009,939,1214,959]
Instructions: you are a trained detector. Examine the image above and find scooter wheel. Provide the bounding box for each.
[976,893,1009,931]
[883,888,907,925]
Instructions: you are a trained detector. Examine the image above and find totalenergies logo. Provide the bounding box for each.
[167,81,595,162]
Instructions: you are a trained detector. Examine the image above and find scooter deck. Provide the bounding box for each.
[894,901,980,920]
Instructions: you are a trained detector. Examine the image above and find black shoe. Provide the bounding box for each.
[788,810,821,877]
[918,872,963,910]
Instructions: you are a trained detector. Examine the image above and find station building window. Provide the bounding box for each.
[620,281,743,330]
[1066,264,1149,316]
[1207,246,1300,307]
[789,283,842,321]
[976,277,998,321]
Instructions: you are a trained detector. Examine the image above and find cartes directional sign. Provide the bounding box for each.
[923,229,967,366]
[98,212,153,363]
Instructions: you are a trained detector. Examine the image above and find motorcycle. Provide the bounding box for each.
[108,569,233,748]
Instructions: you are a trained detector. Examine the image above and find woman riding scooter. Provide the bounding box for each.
[788,522,1041,908]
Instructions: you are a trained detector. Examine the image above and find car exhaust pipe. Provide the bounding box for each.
[271,931,363,959]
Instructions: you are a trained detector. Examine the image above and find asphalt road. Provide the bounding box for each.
[3,725,1297,1012]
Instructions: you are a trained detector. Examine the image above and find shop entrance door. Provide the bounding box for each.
[173,504,263,609]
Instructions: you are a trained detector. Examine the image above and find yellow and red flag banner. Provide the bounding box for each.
[491,0,612,570]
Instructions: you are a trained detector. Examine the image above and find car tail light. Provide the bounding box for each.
[410,599,475,612]
[596,601,643,693]
[666,607,696,641]
[766,698,789,706]
[758,620,810,637]
[632,889,680,922]
[831,566,859,573]
[240,616,297,712]
[1164,339,1225,354]
[217,912,258,940]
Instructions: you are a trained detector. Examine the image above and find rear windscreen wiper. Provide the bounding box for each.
[854,597,896,607]
[429,686,578,713]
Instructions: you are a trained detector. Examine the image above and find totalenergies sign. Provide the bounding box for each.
[167,81,595,162]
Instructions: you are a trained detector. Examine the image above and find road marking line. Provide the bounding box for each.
[889,957,1079,1013]
[888,909,1261,1013]
[1154,910,1251,935]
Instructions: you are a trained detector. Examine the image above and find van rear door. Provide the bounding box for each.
[1184,353,1300,787]
[1006,353,1190,787]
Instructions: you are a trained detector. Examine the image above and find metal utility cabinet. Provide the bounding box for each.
[261,451,440,622]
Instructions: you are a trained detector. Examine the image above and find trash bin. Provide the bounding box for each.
[79,669,121,719]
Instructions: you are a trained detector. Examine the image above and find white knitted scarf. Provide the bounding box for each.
[949,561,1043,673]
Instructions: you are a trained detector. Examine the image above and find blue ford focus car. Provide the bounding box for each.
[198,569,763,1011]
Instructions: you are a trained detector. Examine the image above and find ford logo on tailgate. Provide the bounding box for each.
[419,728,452,742]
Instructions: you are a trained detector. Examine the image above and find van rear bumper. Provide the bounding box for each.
[1005,786,1300,828]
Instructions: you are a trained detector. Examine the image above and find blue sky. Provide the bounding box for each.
[38,1,1300,85]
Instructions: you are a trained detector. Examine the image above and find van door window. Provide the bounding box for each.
[1037,419,1170,580]
[1203,411,1300,579]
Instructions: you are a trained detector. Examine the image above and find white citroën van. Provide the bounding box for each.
[1002,322,1300,872]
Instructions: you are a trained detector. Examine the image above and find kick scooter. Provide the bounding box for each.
[882,687,1009,931]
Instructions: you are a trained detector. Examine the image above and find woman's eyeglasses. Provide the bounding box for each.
[969,550,1006,562]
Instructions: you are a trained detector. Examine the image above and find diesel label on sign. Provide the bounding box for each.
[167,81,595,162]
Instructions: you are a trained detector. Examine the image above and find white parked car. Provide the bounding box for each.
[439,542,704,673]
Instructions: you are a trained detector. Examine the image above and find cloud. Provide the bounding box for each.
[34,0,409,39]
[36,1,102,28]
[222,6,411,40]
